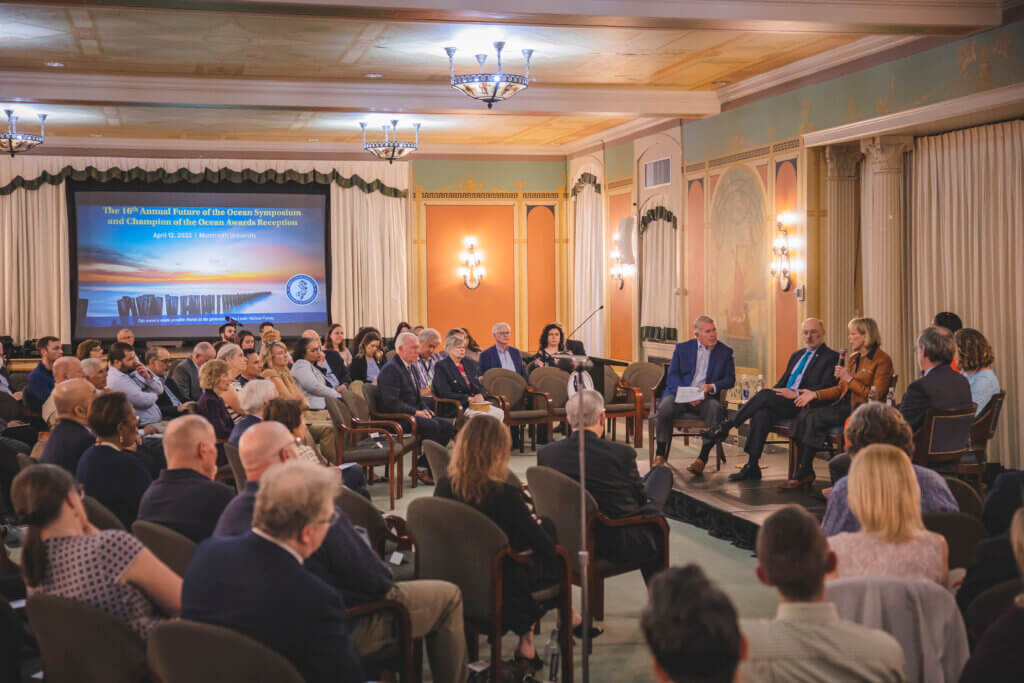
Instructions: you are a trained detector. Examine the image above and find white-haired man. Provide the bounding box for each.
[478,322,528,379]
[81,357,107,393]
[653,315,735,474]
[538,389,673,584]
[172,341,216,402]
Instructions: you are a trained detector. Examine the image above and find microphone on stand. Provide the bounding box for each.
[552,354,594,373]
[566,305,604,342]
[224,315,244,328]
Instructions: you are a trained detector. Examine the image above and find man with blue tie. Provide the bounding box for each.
[654,316,736,474]
[707,318,839,482]
[146,346,193,420]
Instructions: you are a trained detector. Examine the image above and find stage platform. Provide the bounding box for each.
[659,442,831,550]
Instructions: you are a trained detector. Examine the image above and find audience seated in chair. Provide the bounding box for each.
[349,330,385,384]
[171,341,216,403]
[26,336,64,414]
[290,336,344,459]
[145,346,191,421]
[959,508,1024,682]
[137,415,234,543]
[261,340,335,461]
[741,505,905,682]
[433,334,505,422]
[12,463,181,638]
[828,444,949,587]
[228,378,276,446]
[107,342,164,430]
[183,459,364,683]
[435,415,571,667]
[478,321,529,380]
[412,327,443,394]
[653,315,735,473]
[642,564,746,683]
[954,328,1000,418]
[537,388,673,583]
[899,325,973,433]
[378,331,455,449]
[822,403,957,536]
[40,379,96,475]
[81,357,107,393]
[76,392,153,529]
[40,356,85,428]
[240,347,264,384]
[215,343,248,416]
[196,359,238,442]
[214,421,467,682]
[324,323,353,379]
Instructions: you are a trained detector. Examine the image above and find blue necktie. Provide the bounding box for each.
[786,351,813,389]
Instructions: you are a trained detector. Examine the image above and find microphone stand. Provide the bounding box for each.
[572,360,593,683]
[566,305,604,345]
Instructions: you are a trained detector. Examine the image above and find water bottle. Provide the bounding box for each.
[868,386,878,402]
[755,375,765,393]
[545,629,560,681]
[741,379,750,401]
[885,382,896,406]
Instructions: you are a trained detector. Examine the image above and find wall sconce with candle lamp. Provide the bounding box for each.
[770,212,798,292]
[609,229,636,290]
[458,237,485,289]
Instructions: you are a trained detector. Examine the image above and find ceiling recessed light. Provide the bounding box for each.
[45,61,64,68]
[364,73,383,79]
[712,80,730,87]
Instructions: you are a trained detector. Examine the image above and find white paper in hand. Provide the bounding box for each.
[675,386,704,403]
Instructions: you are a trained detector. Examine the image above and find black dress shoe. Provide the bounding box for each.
[700,419,731,441]
[728,464,762,482]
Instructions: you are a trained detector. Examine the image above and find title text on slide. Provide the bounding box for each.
[100,205,301,229]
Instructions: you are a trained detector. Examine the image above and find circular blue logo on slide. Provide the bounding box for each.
[286,274,318,306]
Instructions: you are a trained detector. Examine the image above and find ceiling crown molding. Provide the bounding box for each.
[716,35,923,106]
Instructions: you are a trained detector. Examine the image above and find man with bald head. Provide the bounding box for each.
[40,356,84,428]
[40,378,96,474]
[706,319,840,482]
[138,415,235,542]
[215,422,468,682]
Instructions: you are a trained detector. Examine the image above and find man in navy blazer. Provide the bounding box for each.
[706,318,840,482]
[654,316,735,474]
[183,459,363,683]
[478,321,528,379]
[377,332,455,450]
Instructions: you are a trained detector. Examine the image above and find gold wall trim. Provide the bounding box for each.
[685,161,707,173]
[708,145,772,168]
[523,192,565,199]
[606,177,633,190]
[418,191,521,199]
[773,138,801,152]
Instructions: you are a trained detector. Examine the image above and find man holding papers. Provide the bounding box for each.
[654,316,735,474]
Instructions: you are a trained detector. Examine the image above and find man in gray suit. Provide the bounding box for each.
[172,341,216,402]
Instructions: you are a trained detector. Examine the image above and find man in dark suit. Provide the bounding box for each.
[982,471,1024,537]
[538,389,672,582]
[707,318,839,482]
[478,322,528,379]
[653,316,736,474]
[171,341,216,402]
[39,379,95,474]
[377,332,455,449]
[956,527,1020,613]
[145,346,191,420]
[183,459,364,683]
[138,415,234,543]
[215,421,468,682]
[900,325,973,432]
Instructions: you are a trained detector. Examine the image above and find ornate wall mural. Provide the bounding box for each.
[708,165,769,369]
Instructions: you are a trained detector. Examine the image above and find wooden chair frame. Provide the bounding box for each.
[911,406,978,470]
[646,362,725,468]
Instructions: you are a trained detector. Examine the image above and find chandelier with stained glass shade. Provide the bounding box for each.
[360,120,420,163]
[444,42,534,109]
[1,108,47,157]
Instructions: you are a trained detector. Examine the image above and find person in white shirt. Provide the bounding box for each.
[106,341,164,429]
[81,358,108,393]
[740,505,905,683]
[41,357,85,428]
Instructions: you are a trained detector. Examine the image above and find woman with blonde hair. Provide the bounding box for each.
[433,416,564,669]
[828,444,948,586]
[196,359,235,441]
[783,317,894,489]
[215,343,246,421]
[261,339,335,457]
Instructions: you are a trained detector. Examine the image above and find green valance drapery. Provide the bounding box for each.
[639,205,678,232]
[0,165,407,198]
[640,325,678,342]
[570,172,601,198]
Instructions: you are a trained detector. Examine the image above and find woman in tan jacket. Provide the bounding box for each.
[781,317,894,489]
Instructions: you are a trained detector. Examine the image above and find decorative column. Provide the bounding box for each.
[824,144,862,342]
[860,136,912,394]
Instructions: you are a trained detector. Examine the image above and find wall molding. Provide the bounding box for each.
[606,177,634,190]
[801,82,1024,147]
[708,145,772,168]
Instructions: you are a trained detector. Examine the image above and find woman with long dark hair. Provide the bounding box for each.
[12,463,181,637]
[350,331,385,384]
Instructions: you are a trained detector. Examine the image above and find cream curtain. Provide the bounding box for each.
[909,120,1024,468]
[640,211,680,340]
[0,155,408,343]
[572,181,605,356]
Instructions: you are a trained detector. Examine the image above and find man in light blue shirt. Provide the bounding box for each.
[106,341,164,427]
[478,322,528,379]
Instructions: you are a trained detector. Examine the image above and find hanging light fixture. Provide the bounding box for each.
[444,42,534,109]
[359,119,420,163]
[1,108,47,157]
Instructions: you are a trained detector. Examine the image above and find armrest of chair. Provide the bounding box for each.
[617,381,644,408]
[592,512,670,568]
[525,388,554,416]
[351,417,406,440]
[485,393,510,412]
[383,514,413,551]
[337,426,397,463]
[345,598,413,659]
[368,410,421,438]
[432,396,465,424]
